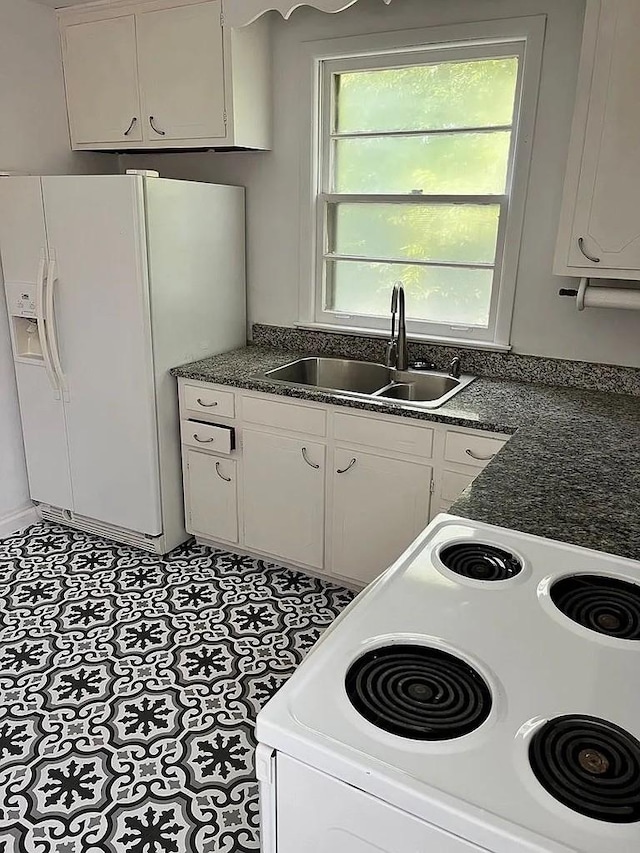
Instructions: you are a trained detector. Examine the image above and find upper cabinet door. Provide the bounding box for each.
[556,0,640,277]
[62,16,142,145]
[136,1,226,141]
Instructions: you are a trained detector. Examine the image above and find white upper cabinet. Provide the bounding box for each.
[62,16,142,145]
[59,0,271,151]
[136,2,226,141]
[555,0,640,278]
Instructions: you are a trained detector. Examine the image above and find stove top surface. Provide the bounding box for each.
[257,515,640,853]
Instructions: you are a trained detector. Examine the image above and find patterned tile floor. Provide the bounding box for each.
[0,523,355,853]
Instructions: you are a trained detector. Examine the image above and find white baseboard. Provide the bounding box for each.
[0,503,38,540]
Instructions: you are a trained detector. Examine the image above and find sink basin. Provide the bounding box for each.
[256,357,475,409]
[375,373,460,402]
[263,357,391,395]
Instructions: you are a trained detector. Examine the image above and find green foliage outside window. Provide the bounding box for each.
[325,56,519,328]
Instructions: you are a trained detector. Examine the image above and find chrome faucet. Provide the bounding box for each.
[385,284,399,369]
[448,356,462,379]
[386,282,408,371]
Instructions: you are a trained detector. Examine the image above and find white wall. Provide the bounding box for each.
[123,0,639,368]
[0,0,112,532]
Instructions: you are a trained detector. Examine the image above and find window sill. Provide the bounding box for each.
[295,322,512,353]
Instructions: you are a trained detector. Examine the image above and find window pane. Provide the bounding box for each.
[334,132,510,194]
[335,58,519,134]
[330,203,500,265]
[327,260,493,327]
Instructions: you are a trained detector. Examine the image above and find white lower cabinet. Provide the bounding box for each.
[178,379,510,586]
[185,449,238,543]
[242,429,325,569]
[330,448,431,585]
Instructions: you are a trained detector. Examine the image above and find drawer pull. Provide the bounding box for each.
[215,462,231,482]
[337,457,357,475]
[193,434,214,444]
[465,448,495,462]
[197,398,218,408]
[301,447,320,469]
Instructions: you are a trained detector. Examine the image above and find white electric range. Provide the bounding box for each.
[256,514,640,853]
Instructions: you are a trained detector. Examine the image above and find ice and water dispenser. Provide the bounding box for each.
[6,281,44,360]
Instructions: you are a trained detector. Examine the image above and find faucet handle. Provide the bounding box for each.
[385,339,398,369]
[448,356,462,379]
[390,284,399,313]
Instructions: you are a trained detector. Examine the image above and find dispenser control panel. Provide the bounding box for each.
[6,282,37,317]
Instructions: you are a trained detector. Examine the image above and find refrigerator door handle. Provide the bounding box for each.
[45,255,68,397]
[36,253,60,399]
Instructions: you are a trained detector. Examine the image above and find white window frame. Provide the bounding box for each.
[297,16,546,350]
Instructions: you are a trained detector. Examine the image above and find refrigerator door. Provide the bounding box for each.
[41,175,162,536]
[0,177,73,509]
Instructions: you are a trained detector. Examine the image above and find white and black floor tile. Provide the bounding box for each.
[0,524,355,852]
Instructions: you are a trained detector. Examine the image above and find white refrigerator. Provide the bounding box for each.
[0,173,246,553]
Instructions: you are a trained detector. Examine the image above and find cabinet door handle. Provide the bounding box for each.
[301,447,319,469]
[193,434,214,444]
[465,448,495,462]
[124,116,137,136]
[336,457,357,474]
[149,115,166,136]
[197,398,218,408]
[578,237,600,264]
[215,462,231,482]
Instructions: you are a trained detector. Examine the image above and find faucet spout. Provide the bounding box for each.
[385,283,400,368]
[396,284,408,371]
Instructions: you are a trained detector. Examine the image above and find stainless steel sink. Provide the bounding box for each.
[263,357,392,395]
[256,357,475,409]
[375,372,461,403]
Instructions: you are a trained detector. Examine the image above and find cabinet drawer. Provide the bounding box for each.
[181,420,234,454]
[441,469,476,503]
[334,413,433,458]
[444,431,505,468]
[242,395,326,437]
[184,384,235,419]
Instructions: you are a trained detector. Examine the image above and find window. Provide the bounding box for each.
[305,22,544,347]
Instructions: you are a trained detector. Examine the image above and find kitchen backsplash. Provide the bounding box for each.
[252,324,640,397]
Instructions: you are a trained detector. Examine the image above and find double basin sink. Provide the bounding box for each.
[254,357,475,409]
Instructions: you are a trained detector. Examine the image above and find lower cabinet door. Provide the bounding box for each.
[242,429,325,569]
[330,448,431,585]
[185,449,238,543]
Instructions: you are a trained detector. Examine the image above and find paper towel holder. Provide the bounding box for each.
[558,277,590,310]
[576,277,589,311]
[558,277,640,311]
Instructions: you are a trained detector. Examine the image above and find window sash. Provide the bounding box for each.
[303,20,546,347]
[323,197,503,270]
[317,194,508,335]
[330,125,514,141]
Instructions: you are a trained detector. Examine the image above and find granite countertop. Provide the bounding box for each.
[172,346,640,560]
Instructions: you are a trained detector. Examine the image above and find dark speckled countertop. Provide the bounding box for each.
[172,347,640,560]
